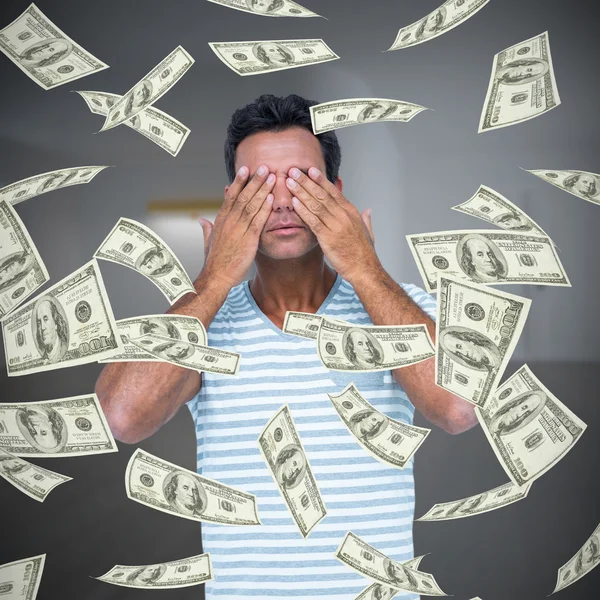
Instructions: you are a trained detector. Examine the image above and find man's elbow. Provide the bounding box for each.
[441,401,479,435]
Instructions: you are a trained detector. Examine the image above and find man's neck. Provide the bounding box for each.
[249,249,338,328]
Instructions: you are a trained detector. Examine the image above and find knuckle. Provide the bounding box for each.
[315,190,328,201]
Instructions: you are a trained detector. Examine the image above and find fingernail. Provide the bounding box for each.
[286,178,297,188]
[267,173,275,184]
[257,165,267,176]
[292,197,299,205]
[238,166,247,177]
[290,167,301,179]
[267,194,274,203]
[368,208,372,216]
[309,167,321,178]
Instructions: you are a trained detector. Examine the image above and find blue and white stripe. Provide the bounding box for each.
[186,275,436,599]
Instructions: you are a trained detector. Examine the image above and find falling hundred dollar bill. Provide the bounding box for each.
[94,217,195,304]
[0,554,45,600]
[95,553,213,589]
[336,532,448,596]
[328,382,430,469]
[309,98,429,134]
[99,314,207,363]
[0,166,109,207]
[126,448,261,526]
[317,317,435,372]
[479,31,560,132]
[258,405,327,538]
[406,229,570,292]
[129,332,240,375]
[0,198,49,317]
[552,522,600,594]
[386,0,489,51]
[525,168,600,208]
[476,364,586,487]
[0,393,117,458]
[2,259,122,377]
[417,480,532,522]
[0,448,72,502]
[100,46,194,132]
[452,185,550,238]
[0,3,108,89]
[75,90,190,157]
[208,38,339,76]
[206,0,322,18]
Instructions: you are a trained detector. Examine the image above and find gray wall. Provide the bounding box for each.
[1,0,599,598]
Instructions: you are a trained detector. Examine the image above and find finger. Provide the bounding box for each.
[230,167,275,220]
[248,193,275,236]
[361,208,375,245]
[287,167,340,214]
[292,196,326,236]
[307,167,347,207]
[221,166,249,214]
[236,172,276,225]
[286,176,335,227]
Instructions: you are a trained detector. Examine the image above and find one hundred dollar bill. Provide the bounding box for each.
[0,199,49,317]
[283,311,324,339]
[0,3,108,89]
[75,90,190,157]
[406,229,570,292]
[94,218,195,304]
[258,405,327,538]
[100,46,194,132]
[476,364,586,486]
[355,555,427,600]
[525,168,600,207]
[126,448,261,526]
[207,0,322,18]
[479,31,560,132]
[328,383,430,469]
[0,166,109,207]
[452,185,549,238]
[436,275,531,406]
[317,317,435,372]
[0,448,71,502]
[129,333,240,375]
[417,480,532,522]
[387,0,489,51]
[0,394,117,457]
[99,314,207,363]
[95,552,213,589]
[208,38,339,76]
[2,259,122,376]
[309,98,428,134]
[552,523,600,593]
[336,532,447,596]
[0,554,45,600]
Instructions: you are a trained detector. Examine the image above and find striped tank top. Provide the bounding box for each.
[186,273,436,599]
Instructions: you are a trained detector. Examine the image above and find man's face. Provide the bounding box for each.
[139,251,166,275]
[574,174,595,195]
[466,238,498,276]
[497,400,532,431]
[500,214,525,229]
[505,62,545,83]
[175,474,198,510]
[374,586,395,600]
[0,260,20,285]
[364,104,389,122]
[37,300,58,348]
[131,83,149,108]
[45,175,68,191]
[0,458,21,472]
[360,413,384,437]
[138,566,162,582]
[388,564,408,585]
[231,127,342,261]
[260,43,290,64]
[164,343,191,360]
[281,451,303,485]
[445,334,485,366]
[29,41,66,61]
[581,539,598,566]
[460,496,481,513]
[424,11,442,31]
[27,411,57,449]
[351,331,375,363]
[250,0,275,12]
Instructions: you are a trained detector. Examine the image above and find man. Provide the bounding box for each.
[562,172,599,199]
[253,42,295,67]
[575,535,600,575]
[125,564,167,586]
[458,234,507,282]
[489,391,546,436]
[497,58,548,85]
[439,327,501,371]
[34,297,69,363]
[384,559,417,589]
[163,471,206,517]
[96,93,477,599]
[415,8,447,41]
[20,38,72,67]
[16,406,67,453]
[124,80,153,118]
[343,328,383,368]
[136,247,174,277]
[274,444,306,489]
[349,409,389,441]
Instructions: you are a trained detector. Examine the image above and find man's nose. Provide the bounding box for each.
[271,173,295,212]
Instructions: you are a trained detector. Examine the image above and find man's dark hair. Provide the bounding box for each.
[224,94,342,184]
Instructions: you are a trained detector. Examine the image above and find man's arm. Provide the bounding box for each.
[95,164,277,444]
[350,267,478,435]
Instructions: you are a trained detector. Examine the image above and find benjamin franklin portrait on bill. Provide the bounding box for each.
[15,405,68,453]
[33,296,69,363]
[20,38,73,67]
[342,328,384,369]
[489,390,546,436]
[274,443,307,489]
[457,233,508,283]
[439,326,501,372]
[163,470,208,517]
[252,42,295,67]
